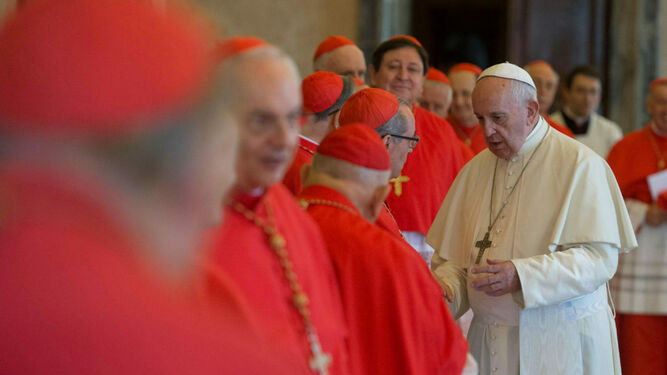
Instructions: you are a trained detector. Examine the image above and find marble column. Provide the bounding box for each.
[608,0,662,133]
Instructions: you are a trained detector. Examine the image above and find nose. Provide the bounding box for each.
[271,118,294,149]
[397,66,409,80]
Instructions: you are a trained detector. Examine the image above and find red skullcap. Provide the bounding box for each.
[388,35,423,47]
[317,123,391,170]
[425,68,450,85]
[339,88,399,129]
[650,78,667,90]
[354,78,366,86]
[525,60,554,70]
[302,71,344,114]
[449,63,483,76]
[313,36,356,61]
[216,36,270,62]
[0,0,213,135]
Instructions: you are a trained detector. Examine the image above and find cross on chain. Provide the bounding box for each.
[389,175,410,196]
[309,335,332,375]
[474,231,493,264]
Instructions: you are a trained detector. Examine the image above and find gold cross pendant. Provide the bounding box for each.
[474,231,492,264]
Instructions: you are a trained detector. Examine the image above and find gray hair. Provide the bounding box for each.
[375,97,411,141]
[509,79,538,106]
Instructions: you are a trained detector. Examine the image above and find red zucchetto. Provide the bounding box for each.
[313,35,356,61]
[425,68,450,85]
[302,71,344,114]
[448,63,483,76]
[317,123,391,171]
[215,36,270,62]
[650,77,667,89]
[0,0,213,135]
[339,88,399,129]
[388,35,422,47]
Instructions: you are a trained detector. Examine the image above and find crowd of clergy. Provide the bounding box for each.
[1,0,666,374]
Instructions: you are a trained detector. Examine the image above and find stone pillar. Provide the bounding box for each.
[608,0,661,132]
[358,0,412,64]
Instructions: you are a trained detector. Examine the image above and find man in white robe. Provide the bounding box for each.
[427,62,637,375]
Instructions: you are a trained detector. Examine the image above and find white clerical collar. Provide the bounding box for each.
[299,134,320,146]
[516,116,548,157]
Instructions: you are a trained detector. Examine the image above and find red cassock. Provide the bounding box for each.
[607,124,667,375]
[202,183,350,374]
[299,185,468,375]
[607,125,666,204]
[0,162,297,374]
[386,106,467,235]
[447,115,487,155]
[544,115,575,138]
[376,204,404,240]
[283,136,318,195]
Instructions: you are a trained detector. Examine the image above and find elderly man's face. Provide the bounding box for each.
[231,56,301,191]
[449,71,478,125]
[385,104,416,178]
[473,77,538,160]
[526,64,558,115]
[419,82,451,119]
[565,74,601,118]
[318,45,366,81]
[648,84,667,134]
[370,46,424,105]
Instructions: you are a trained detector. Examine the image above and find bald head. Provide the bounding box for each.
[525,62,559,115]
[314,44,366,82]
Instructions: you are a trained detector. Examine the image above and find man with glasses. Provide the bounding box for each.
[369,36,468,264]
[551,65,622,156]
[338,87,417,241]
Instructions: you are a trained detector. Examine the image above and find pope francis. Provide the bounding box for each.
[427,62,637,375]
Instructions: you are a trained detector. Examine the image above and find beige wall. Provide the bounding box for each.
[195,0,360,78]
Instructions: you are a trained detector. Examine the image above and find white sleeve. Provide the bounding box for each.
[511,243,618,309]
[460,352,478,375]
[431,254,470,319]
[625,198,649,231]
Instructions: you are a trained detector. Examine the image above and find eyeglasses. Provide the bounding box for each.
[387,133,420,149]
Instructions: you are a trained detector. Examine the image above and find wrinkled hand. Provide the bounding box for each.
[645,203,667,227]
[471,259,521,297]
[441,283,454,302]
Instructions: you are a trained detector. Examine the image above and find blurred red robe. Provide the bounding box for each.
[0,162,298,374]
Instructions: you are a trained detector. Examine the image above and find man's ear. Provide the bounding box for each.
[300,164,312,188]
[369,184,391,222]
[382,134,392,148]
[329,112,340,131]
[527,99,539,125]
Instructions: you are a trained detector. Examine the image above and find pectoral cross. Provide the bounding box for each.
[474,231,492,264]
[309,335,332,375]
[389,175,410,196]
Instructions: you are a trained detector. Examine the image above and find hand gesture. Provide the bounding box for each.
[470,259,521,297]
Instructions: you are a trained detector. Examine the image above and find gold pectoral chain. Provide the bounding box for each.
[231,200,332,374]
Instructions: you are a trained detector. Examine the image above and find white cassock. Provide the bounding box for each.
[550,111,622,157]
[427,117,637,375]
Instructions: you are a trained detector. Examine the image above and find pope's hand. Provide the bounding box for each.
[470,259,521,296]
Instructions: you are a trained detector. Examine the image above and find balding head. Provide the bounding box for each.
[524,61,559,115]
[314,44,366,82]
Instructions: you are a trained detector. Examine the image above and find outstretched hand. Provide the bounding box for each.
[470,259,521,297]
